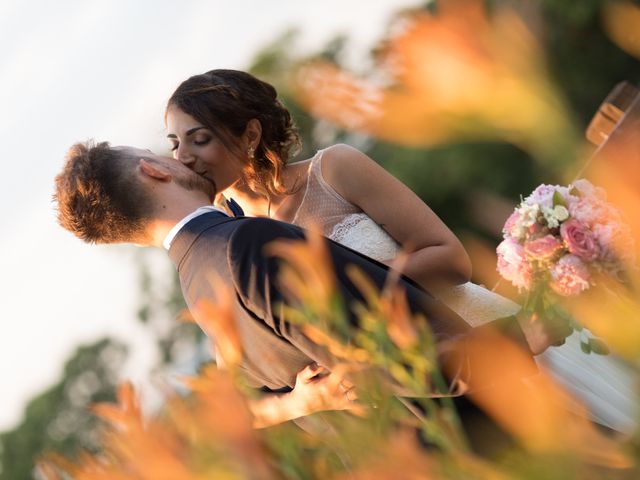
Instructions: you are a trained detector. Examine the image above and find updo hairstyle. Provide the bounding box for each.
[167,69,301,196]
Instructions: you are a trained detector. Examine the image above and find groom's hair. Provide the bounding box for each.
[54,141,154,244]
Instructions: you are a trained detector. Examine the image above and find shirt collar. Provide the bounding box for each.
[163,205,229,250]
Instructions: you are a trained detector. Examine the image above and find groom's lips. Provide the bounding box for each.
[198,170,217,193]
[196,170,212,182]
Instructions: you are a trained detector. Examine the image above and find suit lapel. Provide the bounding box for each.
[168,211,239,267]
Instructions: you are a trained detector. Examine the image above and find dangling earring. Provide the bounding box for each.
[247,146,255,159]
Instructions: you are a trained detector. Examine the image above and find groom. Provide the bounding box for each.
[54,141,477,385]
[54,142,545,408]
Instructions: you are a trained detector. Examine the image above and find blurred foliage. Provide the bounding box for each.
[39,234,638,479]
[0,256,202,480]
[0,339,127,480]
[368,141,540,234]
[539,0,640,124]
[251,0,640,245]
[8,0,640,477]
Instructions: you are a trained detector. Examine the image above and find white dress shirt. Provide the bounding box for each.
[163,205,229,250]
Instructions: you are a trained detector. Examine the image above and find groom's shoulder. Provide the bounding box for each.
[224,217,307,283]
[227,217,306,250]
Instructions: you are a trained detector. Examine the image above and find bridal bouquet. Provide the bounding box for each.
[497,179,635,353]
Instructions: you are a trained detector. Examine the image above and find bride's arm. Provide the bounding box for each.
[248,363,361,428]
[321,144,471,292]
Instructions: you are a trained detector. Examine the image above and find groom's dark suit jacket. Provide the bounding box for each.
[167,211,511,391]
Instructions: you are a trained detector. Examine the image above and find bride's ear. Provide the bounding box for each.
[139,159,171,182]
[244,118,262,150]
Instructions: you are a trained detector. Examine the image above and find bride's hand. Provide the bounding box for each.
[288,363,364,417]
[517,312,573,355]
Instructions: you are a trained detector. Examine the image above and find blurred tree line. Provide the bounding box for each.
[252,0,638,238]
[2,1,638,477]
[0,340,127,480]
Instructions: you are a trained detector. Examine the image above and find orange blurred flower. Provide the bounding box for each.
[293,0,576,161]
[265,224,345,329]
[347,261,419,350]
[192,274,243,367]
[442,327,632,467]
[39,370,276,480]
[603,1,640,59]
[576,99,640,359]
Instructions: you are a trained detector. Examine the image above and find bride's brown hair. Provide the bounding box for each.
[166,69,301,197]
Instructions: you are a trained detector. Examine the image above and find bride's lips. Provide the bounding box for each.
[198,170,217,189]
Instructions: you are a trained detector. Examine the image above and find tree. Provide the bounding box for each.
[0,339,127,480]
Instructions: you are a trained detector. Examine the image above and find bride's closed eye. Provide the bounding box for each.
[168,136,211,152]
[193,136,211,146]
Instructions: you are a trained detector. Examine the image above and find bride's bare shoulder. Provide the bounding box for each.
[283,145,368,188]
[320,143,365,164]
[320,144,391,200]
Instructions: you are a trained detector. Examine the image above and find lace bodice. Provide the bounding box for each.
[292,150,521,326]
[292,150,361,233]
[329,213,400,261]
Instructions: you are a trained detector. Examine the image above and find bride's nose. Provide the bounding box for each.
[175,144,196,168]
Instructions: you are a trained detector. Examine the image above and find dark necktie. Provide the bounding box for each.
[226,197,245,217]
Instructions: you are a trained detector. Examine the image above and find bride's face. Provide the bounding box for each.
[165,105,244,193]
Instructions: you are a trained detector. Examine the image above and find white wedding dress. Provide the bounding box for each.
[291,149,638,433]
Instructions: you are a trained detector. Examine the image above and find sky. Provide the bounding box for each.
[0,0,423,431]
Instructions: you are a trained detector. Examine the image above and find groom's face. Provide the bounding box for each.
[115,146,217,202]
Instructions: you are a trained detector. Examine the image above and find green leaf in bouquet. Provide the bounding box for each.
[522,291,537,315]
[589,338,610,355]
[552,190,567,207]
[541,291,562,317]
[555,305,577,328]
[569,186,581,197]
[580,340,591,354]
[542,290,555,311]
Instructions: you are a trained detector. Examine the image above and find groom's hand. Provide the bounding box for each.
[517,312,572,355]
[289,363,366,418]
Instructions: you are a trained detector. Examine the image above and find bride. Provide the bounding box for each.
[164,69,636,432]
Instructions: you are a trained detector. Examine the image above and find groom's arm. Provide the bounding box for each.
[226,219,339,368]
[225,218,471,359]
[226,218,541,395]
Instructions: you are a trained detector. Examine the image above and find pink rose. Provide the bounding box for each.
[524,234,563,261]
[594,221,636,266]
[497,238,533,290]
[503,210,523,239]
[592,222,616,251]
[572,179,606,201]
[549,254,590,296]
[524,184,555,208]
[525,184,570,209]
[527,222,544,236]
[560,218,599,262]
[567,197,609,226]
